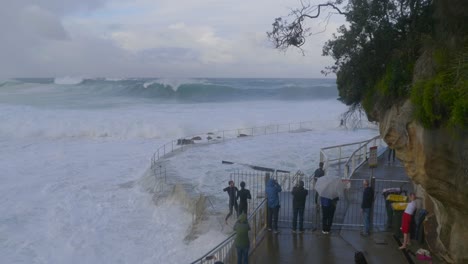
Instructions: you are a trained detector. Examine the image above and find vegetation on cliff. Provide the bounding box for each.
[268,0,467,128]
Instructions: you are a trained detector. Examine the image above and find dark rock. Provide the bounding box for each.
[191,136,202,140]
[177,139,194,145]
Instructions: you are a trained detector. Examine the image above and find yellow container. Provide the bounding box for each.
[391,202,408,210]
[386,194,407,202]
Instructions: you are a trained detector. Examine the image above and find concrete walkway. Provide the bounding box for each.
[248,149,413,263]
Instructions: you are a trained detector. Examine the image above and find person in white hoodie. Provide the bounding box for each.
[399,193,417,249]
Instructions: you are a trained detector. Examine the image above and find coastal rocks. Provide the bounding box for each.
[379,99,468,263]
[177,139,194,145]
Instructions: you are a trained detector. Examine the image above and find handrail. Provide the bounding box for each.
[343,135,386,179]
[190,199,268,264]
[320,135,386,178]
[151,120,326,168]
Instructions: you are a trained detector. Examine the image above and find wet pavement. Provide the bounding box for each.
[249,229,407,264]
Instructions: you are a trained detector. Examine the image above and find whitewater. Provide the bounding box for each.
[0,78,377,263]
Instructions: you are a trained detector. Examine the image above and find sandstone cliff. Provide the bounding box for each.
[379,99,467,263]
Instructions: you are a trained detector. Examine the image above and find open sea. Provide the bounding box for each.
[0,77,377,263]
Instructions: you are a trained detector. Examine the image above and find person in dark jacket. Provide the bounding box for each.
[266,178,282,233]
[292,180,308,233]
[224,180,239,224]
[237,181,252,216]
[361,180,374,236]
[314,162,325,204]
[233,213,250,264]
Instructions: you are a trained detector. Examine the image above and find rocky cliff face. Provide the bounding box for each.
[379,99,468,263]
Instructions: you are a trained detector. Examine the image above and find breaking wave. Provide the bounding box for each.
[3,78,338,102]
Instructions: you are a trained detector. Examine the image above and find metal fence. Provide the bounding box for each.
[151,121,325,167]
[228,171,320,230]
[190,199,268,264]
[336,178,413,230]
[227,171,412,231]
[320,135,387,178]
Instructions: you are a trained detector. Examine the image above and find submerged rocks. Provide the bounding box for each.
[177,139,194,145]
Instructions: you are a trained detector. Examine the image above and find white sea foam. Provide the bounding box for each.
[54,76,84,85]
[144,78,207,91]
[0,79,377,263]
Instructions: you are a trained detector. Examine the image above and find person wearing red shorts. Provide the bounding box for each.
[400,193,417,249]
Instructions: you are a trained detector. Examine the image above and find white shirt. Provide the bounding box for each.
[404,200,417,215]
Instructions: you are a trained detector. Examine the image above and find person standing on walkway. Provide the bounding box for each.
[361,180,374,236]
[400,193,417,249]
[237,181,252,216]
[233,213,250,264]
[314,162,325,205]
[266,178,282,233]
[224,180,239,224]
[388,148,396,164]
[320,196,338,234]
[291,180,308,233]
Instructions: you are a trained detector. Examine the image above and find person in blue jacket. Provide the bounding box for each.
[266,178,282,233]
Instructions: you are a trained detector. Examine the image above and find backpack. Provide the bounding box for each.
[354,251,368,264]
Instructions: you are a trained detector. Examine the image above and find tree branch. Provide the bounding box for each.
[267,2,347,52]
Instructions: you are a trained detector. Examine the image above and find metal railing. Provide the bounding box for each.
[343,135,386,179]
[151,121,324,167]
[190,199,268,264]
[319,135,386,178]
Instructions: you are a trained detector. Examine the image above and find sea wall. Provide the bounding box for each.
[379,99,468,263]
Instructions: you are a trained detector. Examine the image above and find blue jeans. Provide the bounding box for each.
[237,246,249,264]
[292,207,305,231]
[363,208,371,234]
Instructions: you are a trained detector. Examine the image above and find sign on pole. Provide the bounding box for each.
[369,146,378,168]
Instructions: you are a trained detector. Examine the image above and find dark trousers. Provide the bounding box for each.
[236,246,249,264]
[226,200,239,221]
[322,205,336,232]
[267,206,280,231]
[239,203,248,216]
[292,207,305,231]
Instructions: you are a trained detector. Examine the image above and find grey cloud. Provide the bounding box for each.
[19,6,68,40]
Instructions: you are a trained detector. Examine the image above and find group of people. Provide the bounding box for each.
[224,161,418,263]
[223,180,252,224]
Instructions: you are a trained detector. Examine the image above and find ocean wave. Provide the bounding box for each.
[54,77,84,85]
[1,78,338,103]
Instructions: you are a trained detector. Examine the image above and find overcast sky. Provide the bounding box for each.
[1,0,346,78]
